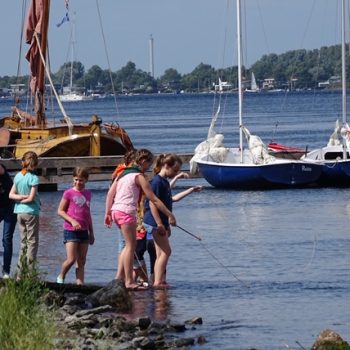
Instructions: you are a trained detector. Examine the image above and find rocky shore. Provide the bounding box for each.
[42,279,206,349]
[40,279,350,349]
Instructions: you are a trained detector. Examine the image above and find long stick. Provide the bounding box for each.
[175,225,202,241]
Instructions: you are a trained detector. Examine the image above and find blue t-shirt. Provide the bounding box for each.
[13,171,40,215]
[143,174,172,228]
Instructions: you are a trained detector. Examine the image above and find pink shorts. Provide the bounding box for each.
[112,210,137,227]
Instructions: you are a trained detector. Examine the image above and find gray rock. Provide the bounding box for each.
[86,279,132,312]
[185,316,203,325]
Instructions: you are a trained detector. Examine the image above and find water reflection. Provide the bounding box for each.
[122,290,171,322]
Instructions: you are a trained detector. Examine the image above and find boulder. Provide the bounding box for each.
[312,329,350,350]
[86,279,132,312]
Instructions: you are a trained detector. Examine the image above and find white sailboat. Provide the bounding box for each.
[59,13,92,102]
[191,0,322,189]
[301,0,350,186]
[245,72,260,93]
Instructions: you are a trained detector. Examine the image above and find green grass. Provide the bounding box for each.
[0,266,55,350]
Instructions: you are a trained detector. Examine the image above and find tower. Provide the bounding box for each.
[149,35,154,78]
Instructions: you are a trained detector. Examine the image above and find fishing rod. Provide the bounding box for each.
[175,224,202,241]
[176,224,250,289]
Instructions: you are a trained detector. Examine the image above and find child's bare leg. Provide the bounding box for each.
[75,243,88,285]
[116,248,126,280]
[58,242,78,280]
[153,232,171,287]
[121,223,137,289]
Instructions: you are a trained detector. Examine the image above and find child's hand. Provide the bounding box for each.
[104,214,112,228]
[192,185,203,192]
[156,224,167,236]
[89,233,95,245]
[176,172,189,180]
[71,219,81,230]
[168,213,176,226]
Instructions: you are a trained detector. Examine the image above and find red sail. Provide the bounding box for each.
[25,0,44,94]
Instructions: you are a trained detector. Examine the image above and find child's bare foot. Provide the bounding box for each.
[126,283,148,291]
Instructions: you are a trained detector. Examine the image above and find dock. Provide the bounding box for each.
[0,153,195,188]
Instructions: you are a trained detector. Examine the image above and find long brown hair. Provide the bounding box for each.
[134,149,154,166]
[153,154,182,174]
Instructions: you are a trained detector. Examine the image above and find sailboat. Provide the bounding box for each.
[0,0,133,159]
[301,0,350,186]
[59,13,92,102]
[245,72,260,93]
[191,0,322,189]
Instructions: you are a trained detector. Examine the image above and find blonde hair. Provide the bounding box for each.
[73,167,89,180]
[153,154,182,174]
[21,151,38,171]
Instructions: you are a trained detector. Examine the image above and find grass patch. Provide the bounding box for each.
[0,266,55,350]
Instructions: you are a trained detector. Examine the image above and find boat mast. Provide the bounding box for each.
[36,0,50,126]
[236,0,243,162]
[341,0,347,159]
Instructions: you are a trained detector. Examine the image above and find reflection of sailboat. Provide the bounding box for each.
[0,0,133,159]
[191,0,321,189]
[245,72,260,93]
[302,0,350,186]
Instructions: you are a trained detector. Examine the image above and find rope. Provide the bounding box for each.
[95,0,120,116]
[33,32,74,135]
[175,225,250,288]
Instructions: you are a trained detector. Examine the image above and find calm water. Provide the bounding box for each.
[1,92,350,349]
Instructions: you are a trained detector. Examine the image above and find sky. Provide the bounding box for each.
[0,0,343,78]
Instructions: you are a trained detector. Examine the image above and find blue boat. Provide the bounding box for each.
[302,0,350,187]
[196,148,322,189]
[192,0,322,190]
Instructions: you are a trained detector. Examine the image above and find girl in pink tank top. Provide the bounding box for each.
[104,149,176,291]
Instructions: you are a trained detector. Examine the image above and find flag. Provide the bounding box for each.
[56,12,69,27]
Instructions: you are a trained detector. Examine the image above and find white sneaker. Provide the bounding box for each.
[2,273,10,279]
[56,276,64,284]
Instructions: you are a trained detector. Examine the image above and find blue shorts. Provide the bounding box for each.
[63,229,89,244]
[143,223,156,240]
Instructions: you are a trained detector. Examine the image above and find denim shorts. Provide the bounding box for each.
[63,229,89,244]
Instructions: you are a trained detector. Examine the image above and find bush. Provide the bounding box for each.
[0,265,55,350]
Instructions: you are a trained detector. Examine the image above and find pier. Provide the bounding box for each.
[1,153,195,188]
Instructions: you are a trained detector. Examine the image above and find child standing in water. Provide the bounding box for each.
[9,151,40,276]
[104,149,176,291]
[57,167,94,285]
[143,154,202,289]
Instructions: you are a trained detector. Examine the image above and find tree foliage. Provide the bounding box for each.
[1,44,349,95]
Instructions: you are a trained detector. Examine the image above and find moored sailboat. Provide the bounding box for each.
[0,0,133,159]
[301,0,350,186]
[191,0,322,189]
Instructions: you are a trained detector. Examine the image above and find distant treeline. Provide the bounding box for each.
[0,44,347,94]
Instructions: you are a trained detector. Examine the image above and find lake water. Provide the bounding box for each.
[1,91,350,349]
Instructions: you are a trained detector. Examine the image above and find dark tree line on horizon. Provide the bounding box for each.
[0,44,348,94]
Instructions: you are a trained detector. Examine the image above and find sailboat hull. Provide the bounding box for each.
[0,116,133,159]
[196,158,322,189]
[302,145,350,186]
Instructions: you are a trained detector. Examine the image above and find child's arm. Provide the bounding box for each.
[149,202,167,236]
[9,184,28,202]
[88,220,95,245]
[20,185,38,203]
[169,171,189,188]
[57,197,81,230]
[104,179,117,227]
[137,175,176,226]
[172,185,203,202]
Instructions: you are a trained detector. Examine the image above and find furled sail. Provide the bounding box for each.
[25,0,44,94]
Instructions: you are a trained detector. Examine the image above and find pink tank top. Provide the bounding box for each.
[111,172,142,216]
